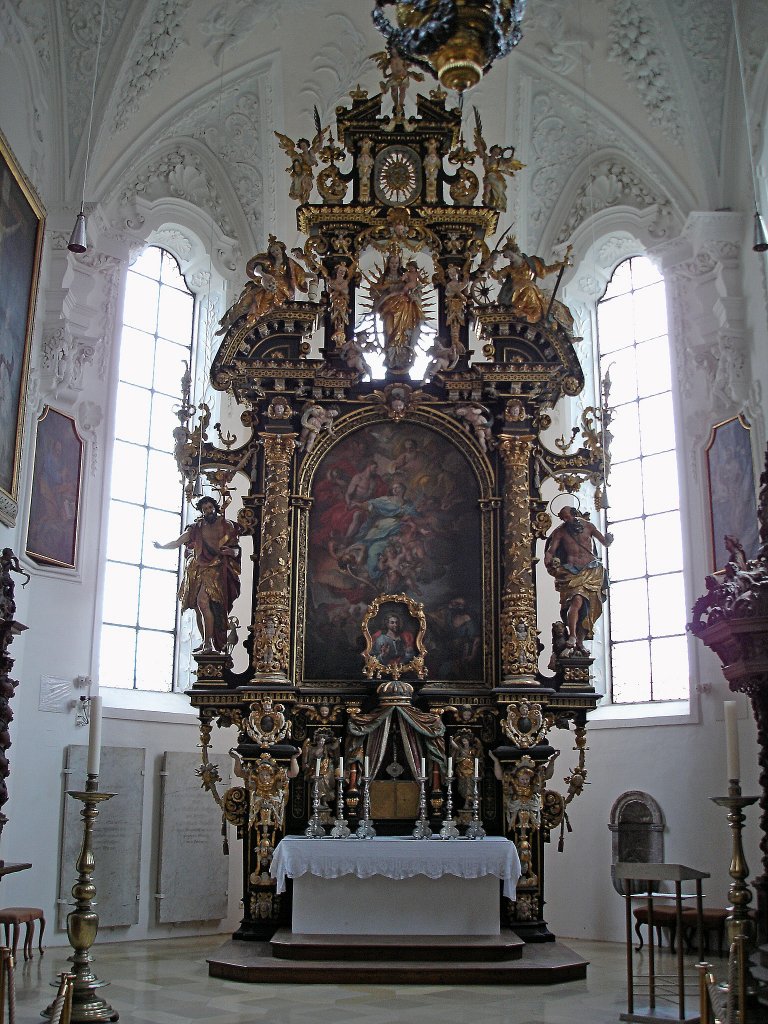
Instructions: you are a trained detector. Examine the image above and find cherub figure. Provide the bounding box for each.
[339,331,373,379]
[423,336,459,381]
[275,126,325,205]
[373,49,424,121]
[473,108,524,212]
[297,402,338,453]
[455,403,494,454]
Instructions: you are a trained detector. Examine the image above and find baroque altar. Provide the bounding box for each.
[178,55,608,952]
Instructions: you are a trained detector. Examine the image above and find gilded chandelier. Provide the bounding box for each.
[372,0,527,94]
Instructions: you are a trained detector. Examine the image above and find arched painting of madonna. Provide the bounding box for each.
[304,422,484,682]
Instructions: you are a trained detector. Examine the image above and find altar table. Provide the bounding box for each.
[271,836,521,936]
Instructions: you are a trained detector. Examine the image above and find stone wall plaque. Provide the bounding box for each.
[58,746,145,929]
[156,751,228,923]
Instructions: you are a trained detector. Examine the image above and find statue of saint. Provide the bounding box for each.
[493,238,572,324]
[275,129,325,204]
[543,506,612,654]
[368,252,428,371]
[154,496,242,654]
[216,236,309,336]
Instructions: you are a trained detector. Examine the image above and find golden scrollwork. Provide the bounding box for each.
[498,435,538,682]
[222,786,247,828]
[243,698,292,745]
[251,434,295,681]
[361,592,428,680]
[500,700,550,747]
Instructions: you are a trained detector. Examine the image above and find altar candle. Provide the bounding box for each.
[725,700,740,782]
[447,756,453,776]
[87,696,102,776]
[420,757,426,777]
[338,756,344,778]
[315,757,321,777]
[474,757,479,777]
[364,755,369,776]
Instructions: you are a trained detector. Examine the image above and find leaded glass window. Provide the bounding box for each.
[99,247,194,690]
[597,256,689,703]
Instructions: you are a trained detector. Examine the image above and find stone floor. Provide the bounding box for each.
[11,934,715,1024]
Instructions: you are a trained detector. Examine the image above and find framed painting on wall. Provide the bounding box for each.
[705,414,759,571]
[26,407,83,569]
[0,128,45,526]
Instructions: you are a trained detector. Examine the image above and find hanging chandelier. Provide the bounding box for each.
[371,0,527,94]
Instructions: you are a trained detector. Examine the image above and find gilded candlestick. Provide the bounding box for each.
[712,781,759,950]
[43,774,118,1023]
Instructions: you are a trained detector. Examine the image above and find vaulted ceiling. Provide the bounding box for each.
[3,0,767,255]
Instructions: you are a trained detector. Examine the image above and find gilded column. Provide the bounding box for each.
[498,434,538,684]
[250,433,296,683]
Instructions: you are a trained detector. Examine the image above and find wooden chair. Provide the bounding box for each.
[633,904,679,952]
[0,908,45,961]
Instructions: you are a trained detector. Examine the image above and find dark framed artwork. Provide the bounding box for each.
[304,421,484,681]
[705,414,758,571]
[0,129,45,524]
[26,407,83,569]
[362,593,427,680]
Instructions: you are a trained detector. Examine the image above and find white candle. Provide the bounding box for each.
[420,757,426,777]
[338,756,344,777]
[364,755,369,776]
[474,757,479,777]
[87,696,102,776]
[447,756,453,776]
[315,757,321,777]
[724,701,740,782]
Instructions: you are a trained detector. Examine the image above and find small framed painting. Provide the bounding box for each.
[26,407,84,569]
[705,414,758,571]
[0,128,45,525]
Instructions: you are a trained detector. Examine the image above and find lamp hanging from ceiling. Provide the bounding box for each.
[731,0,768,253]
[67,0,107,253]
[371,0,527,94]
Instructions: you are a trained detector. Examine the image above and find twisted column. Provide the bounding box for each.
[250,434,296,683]
[498,434,538,684]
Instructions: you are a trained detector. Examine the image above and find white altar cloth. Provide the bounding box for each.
[271,836,521,936]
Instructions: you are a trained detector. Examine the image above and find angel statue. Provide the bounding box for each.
[493,237,573,325]
[473,109,524,212]
[436,260,471,348]
[373,49,424,121]
[455,403,494,454]
[423,336,459,382]
[275,120,325,205]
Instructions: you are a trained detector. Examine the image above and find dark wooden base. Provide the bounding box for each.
[207,933,589,985]
[271,930,524,961]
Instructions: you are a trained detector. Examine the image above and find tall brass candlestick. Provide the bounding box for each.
[43,775,118,1023]
[712,782,758,950]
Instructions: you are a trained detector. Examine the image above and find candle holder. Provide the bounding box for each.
[305,773,327,838]
[354,771,376,839]
[712,780,759,952]
[439,770,460,839]
[43,774,118,1023]
[465,770,486,839]
[412,771,433,839]
[329,772,351,839]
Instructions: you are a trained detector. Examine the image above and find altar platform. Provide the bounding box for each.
[207,934,590,985]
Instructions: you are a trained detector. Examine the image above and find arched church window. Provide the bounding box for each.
[98,246,195,690]
[597,256,689,704]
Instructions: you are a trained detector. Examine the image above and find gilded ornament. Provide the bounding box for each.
[500,700,549,747]
[243,698,291,745]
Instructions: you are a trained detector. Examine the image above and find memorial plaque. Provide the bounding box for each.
[156,751,228,923]
[58,746,145,929]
